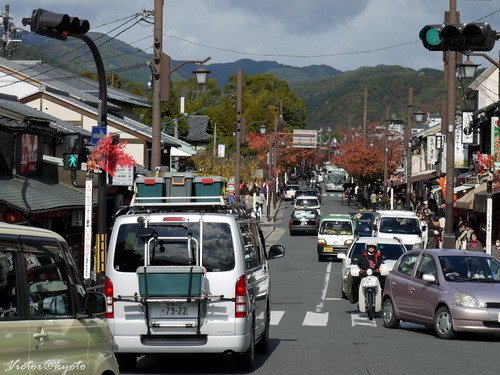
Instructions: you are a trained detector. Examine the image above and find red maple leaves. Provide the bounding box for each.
[87,134,135,176]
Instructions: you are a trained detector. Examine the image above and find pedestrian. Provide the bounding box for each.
[465,232,484,252]
[426,216,442,249]
[492,239,500,260]
[370,191,378,211]
[454,223,467,249]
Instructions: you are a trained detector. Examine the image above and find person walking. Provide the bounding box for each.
[370,191,378,211]
[426,216,442,249]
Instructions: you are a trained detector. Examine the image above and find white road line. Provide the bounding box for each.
[315,262,332,313]
[350,312,377,327]
[325,297,344,301]
[303,311,329,326]
[270,311,285,326]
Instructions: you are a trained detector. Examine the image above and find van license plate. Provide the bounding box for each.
[149,302,198,319]
[323,247,333,252]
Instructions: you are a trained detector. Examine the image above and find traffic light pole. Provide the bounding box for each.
[73,34,108,282]
[442,0,458,249]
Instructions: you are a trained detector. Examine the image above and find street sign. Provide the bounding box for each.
[112,165,134,186]
[227,183,236,192]
[292,129,317,148]
[91,126,107,145]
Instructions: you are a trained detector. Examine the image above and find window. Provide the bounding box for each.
[380,217,421,235]
[397,253,419,276]
[114,222,235,273]
[320,220,352,235]
[240,222,262,270]
[0,239,18,319]
[25,251,72,318]
[440,255,500,282]
[415,254,437,280]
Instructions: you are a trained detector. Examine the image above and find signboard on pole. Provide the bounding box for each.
[112,165,134,186]
[83,176,93,279]
[91,126,107,145]
[292,129,317,148]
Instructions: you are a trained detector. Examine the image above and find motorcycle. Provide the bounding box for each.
[350,263,390,320]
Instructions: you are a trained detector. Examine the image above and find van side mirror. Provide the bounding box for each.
[82,292,106,316]
[268,244,285,259]
[421,225,427,232]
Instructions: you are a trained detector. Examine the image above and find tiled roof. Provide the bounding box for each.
[0,57,150,109]
[0,98,91,136]
[186,115,211,143]
[0,175,96,213]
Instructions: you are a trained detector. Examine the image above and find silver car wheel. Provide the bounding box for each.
[436,310,452,334]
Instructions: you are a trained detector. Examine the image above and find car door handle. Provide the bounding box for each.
[409,287,416,293]
[391,282,396,287]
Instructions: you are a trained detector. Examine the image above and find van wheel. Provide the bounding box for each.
[256,305,270,354]
[238,324,255,370]
[116,353,137,371]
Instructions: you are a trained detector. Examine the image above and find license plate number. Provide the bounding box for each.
[149,302,198,319]
[323,247,333,253]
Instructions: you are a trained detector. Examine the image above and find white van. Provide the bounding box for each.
[373,210,425,250]
[105,197,285,371]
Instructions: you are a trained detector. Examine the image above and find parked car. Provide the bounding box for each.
[0,222,119,375]
[317,214,355,261]
[337,237,406,299]
[382,249,500,339]
[294,195,321,215]
[284,184,300,200]
[289,208,320,235]
[106,199,285,371]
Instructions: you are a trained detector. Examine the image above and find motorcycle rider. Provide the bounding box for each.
[357,241,383,275]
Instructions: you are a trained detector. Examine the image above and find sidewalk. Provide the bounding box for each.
[261,198,286,246]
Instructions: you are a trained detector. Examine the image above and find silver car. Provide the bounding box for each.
[382,249,500,339]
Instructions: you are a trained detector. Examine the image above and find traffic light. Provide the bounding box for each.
[22,8,90,41]
[63,134,82,170]
[419,22,497,52]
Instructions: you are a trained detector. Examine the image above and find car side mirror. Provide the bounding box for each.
[82,292,106,316]
[421,225,427,232]
[422,274,436,283]
[268,244,285,259]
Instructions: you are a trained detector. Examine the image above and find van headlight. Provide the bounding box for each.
[455,292,481,308]
[344,239,353,246]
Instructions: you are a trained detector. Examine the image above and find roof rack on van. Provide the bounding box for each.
[131,195,226,207]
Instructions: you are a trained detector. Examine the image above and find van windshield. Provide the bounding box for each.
[319,220,352,235]
[379,217,421,235]
[113,222,235,272]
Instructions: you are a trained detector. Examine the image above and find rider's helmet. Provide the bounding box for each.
[365,241,377,254]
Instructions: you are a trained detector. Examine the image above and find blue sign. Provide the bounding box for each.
[91,126,107,145]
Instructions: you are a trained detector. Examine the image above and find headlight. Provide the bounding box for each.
[344,239,353,246]
[455,292,481,308]
[366,268,373,276]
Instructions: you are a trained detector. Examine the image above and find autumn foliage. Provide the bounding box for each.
[87,134,135,176]
[331,124,403,183]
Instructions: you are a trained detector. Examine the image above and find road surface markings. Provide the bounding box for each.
[270,311,285,326]
[303,311,329,326]
[325,297,344,301]
[351,313,377,327]
[315,262,332,313]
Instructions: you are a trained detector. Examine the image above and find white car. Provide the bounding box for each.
[284,184,300,200]
[373,210,425,250]
[337,237,407,299]
[293,195,321,215]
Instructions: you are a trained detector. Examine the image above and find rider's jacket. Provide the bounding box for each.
[357,250,383,272]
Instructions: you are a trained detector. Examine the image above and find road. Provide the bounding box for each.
[124,191,500,375]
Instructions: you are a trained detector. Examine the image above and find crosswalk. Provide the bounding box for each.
[270,309,379,328]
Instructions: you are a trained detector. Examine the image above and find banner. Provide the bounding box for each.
[437,177,446,199]
[492,117,500,194]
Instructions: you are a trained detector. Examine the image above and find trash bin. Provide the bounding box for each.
[193,176,225,202]
[164,172,195,202]
[134,177,165,204]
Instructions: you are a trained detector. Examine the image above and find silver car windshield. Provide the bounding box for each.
[379,217,421,235]
[439,255,500,282]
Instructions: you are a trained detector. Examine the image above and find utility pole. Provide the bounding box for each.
[1,5,10,58]
[362,86,368,145]
[406,87,413,210]
[442,0,459,249]
[151,0,164,173]
[235,68,243,201]
[383,105,391,209]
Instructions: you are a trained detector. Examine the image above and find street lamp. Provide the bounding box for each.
[456,57,480,79]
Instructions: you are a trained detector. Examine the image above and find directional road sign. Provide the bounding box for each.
[91,126,107,145]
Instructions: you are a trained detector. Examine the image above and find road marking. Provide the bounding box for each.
[270,311,285,326]
[325,297,344,301]
[315,262,332,313]
[303,311,329,326]
[351,312,377,327]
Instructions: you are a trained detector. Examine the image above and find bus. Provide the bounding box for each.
[325,167,348,191]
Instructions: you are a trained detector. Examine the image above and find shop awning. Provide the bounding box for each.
[473,189,500,214]
[410,170,437,183]
[455,183,486,210]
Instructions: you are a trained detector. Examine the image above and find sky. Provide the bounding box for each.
[9,1,500,73]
